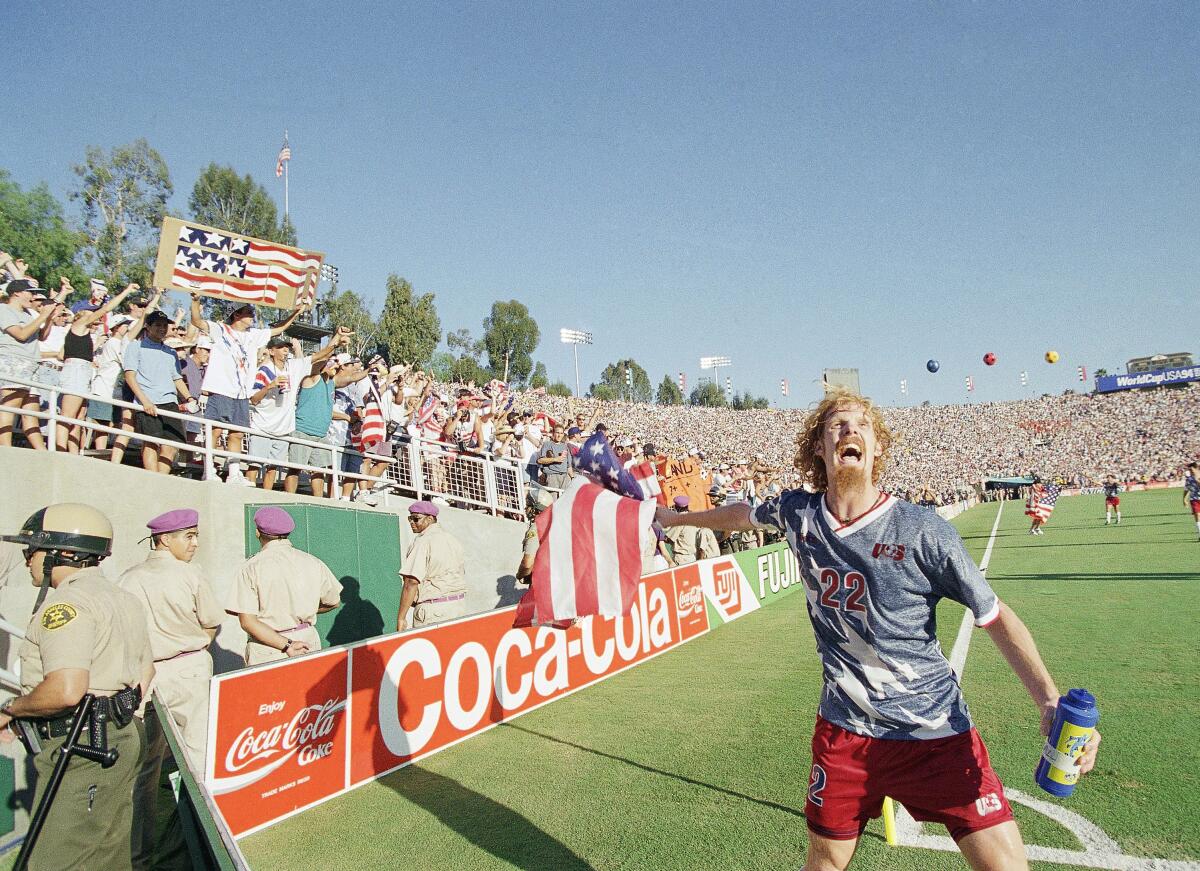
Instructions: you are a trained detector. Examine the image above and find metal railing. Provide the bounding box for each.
[0,373,531,518]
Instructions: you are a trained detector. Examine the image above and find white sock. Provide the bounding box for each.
[1116,512,1121,522]
[1105,512,1111,523]
[1195,520,1200,535]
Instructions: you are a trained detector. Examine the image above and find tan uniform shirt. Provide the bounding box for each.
[403,524,466,602]
[665,523,720,564]
[119,550,223,661]
[19,566,151,696]
[226,540,342,630]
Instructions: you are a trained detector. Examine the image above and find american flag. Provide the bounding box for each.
[1025,482,1061,521]
[629,460,665,505]
[514,432,656,628]
[276,137,291,178]
[163,222,321,306]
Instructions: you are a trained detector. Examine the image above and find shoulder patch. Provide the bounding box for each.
[41,603,78,631]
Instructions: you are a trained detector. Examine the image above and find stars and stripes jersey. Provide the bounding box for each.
[1103,482,1121,499]
[750,490,1000,741]
[1185,474,1200,502]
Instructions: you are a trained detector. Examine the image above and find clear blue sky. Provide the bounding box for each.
[5,2,1197,408]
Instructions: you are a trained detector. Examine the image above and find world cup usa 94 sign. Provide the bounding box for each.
[152,216,324,309]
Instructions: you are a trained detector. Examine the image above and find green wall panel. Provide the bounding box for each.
[243,504,401,648]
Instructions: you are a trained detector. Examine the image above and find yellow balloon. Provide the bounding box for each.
[1044,350,1060,364]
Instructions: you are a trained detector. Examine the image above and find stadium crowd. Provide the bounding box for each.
[1,257,1197,511]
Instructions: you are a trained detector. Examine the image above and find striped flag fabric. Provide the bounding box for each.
[629,461,665,505]
[1025,483,1061,521]
[514,475,656,628]
[514,432,658,628]
[1077,365,1087,382]
[153,217,323,309]
[276,138,291,178]
[965,375,974,392]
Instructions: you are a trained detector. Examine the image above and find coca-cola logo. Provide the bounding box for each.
[225,698,343,774]
[677,586,703,613]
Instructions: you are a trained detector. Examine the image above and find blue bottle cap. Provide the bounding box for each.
[1065,688,1096,708]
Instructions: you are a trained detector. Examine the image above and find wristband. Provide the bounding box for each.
[281,640,292,653]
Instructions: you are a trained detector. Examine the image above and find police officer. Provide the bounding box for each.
[226,507,342,666]
[0,503,152,871]
[121,509,222,871]
[515,489,553,585]
[397,501,467,631]
[663,495,720,564]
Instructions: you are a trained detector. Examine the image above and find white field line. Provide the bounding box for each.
[903,501,1200,870]
[948,500,1004,679]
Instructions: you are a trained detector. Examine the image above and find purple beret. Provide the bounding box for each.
[673,495,690,509]
[253,506,295,535]
[147,508,199,535]
[408,501,439,517]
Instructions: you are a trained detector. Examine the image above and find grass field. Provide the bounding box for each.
[238,488,1200,870]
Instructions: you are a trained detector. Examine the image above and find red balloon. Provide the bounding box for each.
[983,353,997,366]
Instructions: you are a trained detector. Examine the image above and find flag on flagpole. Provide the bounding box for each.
[275,135,291,178]
[514,432,657,628]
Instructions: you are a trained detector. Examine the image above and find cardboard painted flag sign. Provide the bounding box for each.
[153,216,324,309]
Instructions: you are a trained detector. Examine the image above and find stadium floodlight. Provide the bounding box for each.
[319,263,339,285]
[559,328,593,397]
[699,356,731,370]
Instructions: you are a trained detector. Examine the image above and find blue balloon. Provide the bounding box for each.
[926,359,940,373]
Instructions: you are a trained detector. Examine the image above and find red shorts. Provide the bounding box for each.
[1106,496,1119,507]
[805,717,1013,842]
[1191,499,1200,515]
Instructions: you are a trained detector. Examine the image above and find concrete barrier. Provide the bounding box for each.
[0,447,525,672]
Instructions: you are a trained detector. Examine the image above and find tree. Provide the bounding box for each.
[188,164,294,243]
[547,381,572,397]
[427,351,455,381]
[1094,368,1108,378]
[689,382,728,407]
[530,362,550,389]
[481,300,540,385]
[592,358,652,403]
[0,170,87,290]
[321,287,378,357]
[445,328,490,384]
[656,374,684,405]
[277,214,298,247]
[377,274,440,365]
[591,384,620,401]
[71,138,172,287]
[731,391,770,410]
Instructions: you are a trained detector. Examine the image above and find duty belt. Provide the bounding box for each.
[420,593,466,605]
[32,686,141,740]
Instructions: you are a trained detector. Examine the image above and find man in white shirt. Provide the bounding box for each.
[247,331,342,491]
[189,294,306,484]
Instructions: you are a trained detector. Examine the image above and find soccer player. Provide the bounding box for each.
[1184,462,1200,541]
[1025,476,1059,535]
[657,389,1100,871]
[1103,475,1122,525]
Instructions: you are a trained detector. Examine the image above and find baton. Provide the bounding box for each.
[14,694,120,871]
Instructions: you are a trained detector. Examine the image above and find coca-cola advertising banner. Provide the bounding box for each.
[206,561,724,837]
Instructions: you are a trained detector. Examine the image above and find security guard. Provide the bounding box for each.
[0,503,152,871]
[397,501,467,631]
[663,495,720,564]
[515,490,553,585]
[121,508,222,871]
[226,507,342,666]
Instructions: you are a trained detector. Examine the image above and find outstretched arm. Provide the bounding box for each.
[655,502,755,532]
[269,301,309,336]
[189,293,210,335]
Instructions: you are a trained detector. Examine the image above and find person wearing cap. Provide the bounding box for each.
[614,436,637,470]
[69,278,109,315]
[55,282,140,453]
[514,489,554,584]
[0,278,63,449]
[565,425,585,459]
[189,292,308,486]
[123,310,198,475]
[120,509,221,867]
[108,287,165,466]
[284,332,364,499]
[663,495,720,565]
[397,502,467,631]
[0,503,153,870]
[246,330,342,492]
[225,507,342,665]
